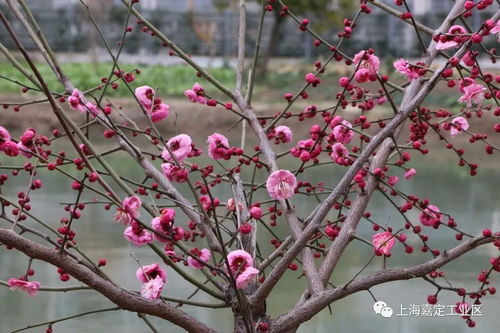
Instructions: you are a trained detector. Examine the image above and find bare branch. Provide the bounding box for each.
[0,229,217,333]
[271,234,497,332]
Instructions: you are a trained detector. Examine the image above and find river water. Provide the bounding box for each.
[1,160,499,332]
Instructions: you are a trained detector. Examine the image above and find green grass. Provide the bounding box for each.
[0,61,239,97]
[0,61,317,99]
[0,60,462,109]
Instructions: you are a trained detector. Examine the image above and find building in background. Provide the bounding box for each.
[0,0,497,60]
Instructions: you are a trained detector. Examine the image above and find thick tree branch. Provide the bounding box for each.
[0,229,217,333]
[317,136,397,285]
[271,234,497,332]
[250,0,468,308]
[234,92,323,294]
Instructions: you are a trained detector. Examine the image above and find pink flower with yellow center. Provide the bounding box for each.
[450,117,469,136]
[458,83,486,107]
[266,170,297,200]
[161,134,193,163]
[372,232,395,256]
[207,133,230,160]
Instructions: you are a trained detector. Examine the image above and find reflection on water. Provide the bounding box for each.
[1,163,499,332]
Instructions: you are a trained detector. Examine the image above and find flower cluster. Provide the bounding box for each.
[136,263,167,300]
[135,85,170,122]
[184,82,207,105]
[226,250,260,289]
[352,50,380,83]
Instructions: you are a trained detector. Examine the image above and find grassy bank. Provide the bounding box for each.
[0,60,470,110]
[0,61,312,98]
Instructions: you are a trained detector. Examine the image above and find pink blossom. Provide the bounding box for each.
[165,250,177,258]
[388,176,399,186]
[114,195,142,225]
[136,263,167,283]
[200,195,214,211]
[123,196,141,217]
[0,126,12,146]
[305,73,320,86]
[404,168,416,180]
[330,143,349,166]
[160,208,176,223]
[226,250,259,289]
[266,169,297,200]
[2,141,19,157]
[332,120,354,144]
[419,204,442,227]
[436,40,459,50]
[491,20,500,34]
[274,125,293,143]
[184,83,207,104]
[490,20,500,41]
[184,89,198,103]
[152,222,184,243]
[458,77,475,93]
[305,72,316,83]
[393,58,420,80]
[20,128,35,145]
[161,134,192,162]
[114,208,130,225]
[170,226,185,242]
[140,276,164,300]
[377,96,387,105]
[150,103,170,123]
[236,267,259,289]
[85,102,99,117]
[290,139,321,162]
[329,115,343,128]
[192,82,204,93]
[161,162,188,183]
[135,86,155,111]
[68,89,85,112]
[207,133,230,160]
[352,50,380,83]
[458,83,486,107]
[124,221,153,246]
[436,25,467,50]
[135,86,169,122]
[226,198,242,212]
[151,208,176,242]
[461,51,476,67]
[339,76,350,87]
[354,68,370,83]
[7,278,41,297]
[249,206,263,219]
[187,248,211,269]
[450,116,469,136]
[79,143,92,156]
[17,142,33,158]
[372,232,395,256]
[227,249,254,274]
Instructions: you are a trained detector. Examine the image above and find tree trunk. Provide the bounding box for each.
[257,12,286,77]
[229,283,269,333]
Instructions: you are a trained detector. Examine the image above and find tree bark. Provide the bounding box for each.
[0,229,218,333]
[257,11,285,77]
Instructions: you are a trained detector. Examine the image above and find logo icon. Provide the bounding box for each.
[373,301,393,318]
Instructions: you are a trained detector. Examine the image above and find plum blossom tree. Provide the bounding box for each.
[0,0,499,332]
